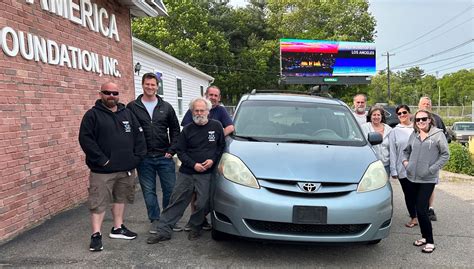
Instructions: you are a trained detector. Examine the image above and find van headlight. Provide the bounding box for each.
[218,153,260,189]
[357,161,388,192]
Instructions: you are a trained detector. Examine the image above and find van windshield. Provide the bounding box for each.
[233,100,366,146]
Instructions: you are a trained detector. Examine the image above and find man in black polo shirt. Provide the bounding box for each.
[146,97,225,243]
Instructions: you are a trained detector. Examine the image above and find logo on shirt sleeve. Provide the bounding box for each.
[123,121,131,133]
[208,131,215,142]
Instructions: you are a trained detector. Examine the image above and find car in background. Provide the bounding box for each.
[211,91,392,244]
[450,122,474,144]
[366,105,399,128]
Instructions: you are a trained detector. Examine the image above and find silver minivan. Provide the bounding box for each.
[211,92,392,244]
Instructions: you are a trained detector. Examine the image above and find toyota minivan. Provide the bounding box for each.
[211,91,392,244]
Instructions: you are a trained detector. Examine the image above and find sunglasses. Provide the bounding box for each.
[415,117,429,122]
[397,111,408,116]
[101,90,119,96]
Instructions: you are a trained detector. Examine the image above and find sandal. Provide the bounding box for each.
[413,238,427,246]
[405,222,418,228]
[422,244,436,253]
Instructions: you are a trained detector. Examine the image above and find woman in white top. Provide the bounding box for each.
[361,106,392,174]
[389,105,417,228]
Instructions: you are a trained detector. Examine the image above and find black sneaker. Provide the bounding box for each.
[428,208,437,221]
[89,232,103,252]
[184,223,192,232]
[188,230,201,241]
[202,219,212,231]
[172,224,183,232]
[109,224,137,240]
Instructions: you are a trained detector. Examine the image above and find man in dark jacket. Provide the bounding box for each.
[127,73,181,234]
[79,82,146,252]
[146,97,225,244]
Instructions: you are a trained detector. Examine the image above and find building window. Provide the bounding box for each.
[156,71,164,96]
[177,78,182,97]
[177,78,183,115]
[200,85,204,97]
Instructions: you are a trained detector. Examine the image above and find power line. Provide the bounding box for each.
[188,62,280,75]
[426,58,472,72]
[391,39,474,69]
[394,17,474,55]
[389,5,473,52]
[390,52,474,70]
[426,62,474,74]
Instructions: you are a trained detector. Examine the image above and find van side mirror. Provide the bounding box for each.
[367,132,383,145]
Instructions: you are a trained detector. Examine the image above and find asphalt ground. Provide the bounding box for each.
[0,175,473,268]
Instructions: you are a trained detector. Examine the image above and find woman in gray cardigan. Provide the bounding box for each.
[389,105,416,228]
[402,109,449,254]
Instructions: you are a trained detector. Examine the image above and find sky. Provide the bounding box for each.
[229,0,474,78]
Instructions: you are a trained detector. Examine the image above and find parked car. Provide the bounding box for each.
[211,92,392,244]
[368,105,399,128]
[450,122,474,144]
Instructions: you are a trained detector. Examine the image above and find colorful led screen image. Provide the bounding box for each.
[280,39,376,77]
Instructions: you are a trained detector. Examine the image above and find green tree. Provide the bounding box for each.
[132,0,377,104]
[438,69,474,106]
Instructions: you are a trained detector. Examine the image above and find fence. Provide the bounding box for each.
[408,106,473,119]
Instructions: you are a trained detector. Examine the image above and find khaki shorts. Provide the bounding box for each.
[87,170,137,213]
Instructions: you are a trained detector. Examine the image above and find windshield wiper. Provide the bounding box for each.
[283,139,338,145]
[232,134,268,142]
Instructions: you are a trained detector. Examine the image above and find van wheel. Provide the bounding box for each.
[211,229,231,241]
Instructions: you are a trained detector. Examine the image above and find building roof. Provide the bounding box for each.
[119,0,168,17]
[133,37,215,82]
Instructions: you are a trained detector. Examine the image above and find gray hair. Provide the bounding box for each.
[419,96,431,104]
[189,97,212,111]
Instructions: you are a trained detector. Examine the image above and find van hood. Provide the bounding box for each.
[226,140,378,184]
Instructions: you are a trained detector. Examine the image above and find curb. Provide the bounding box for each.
[440,170,474,182]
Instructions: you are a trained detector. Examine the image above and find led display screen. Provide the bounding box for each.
[280,38,376,77]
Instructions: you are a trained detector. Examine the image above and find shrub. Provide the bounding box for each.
[444,142,474,176]
[444,117,471,127]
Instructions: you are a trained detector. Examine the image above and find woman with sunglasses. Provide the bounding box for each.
[402,109,449,254]
[389,105,417,228]
[361,106,392,174]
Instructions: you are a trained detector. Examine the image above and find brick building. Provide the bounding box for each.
[0,0,167,242]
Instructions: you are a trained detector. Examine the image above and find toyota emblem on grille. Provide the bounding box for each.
[298,182,321,192]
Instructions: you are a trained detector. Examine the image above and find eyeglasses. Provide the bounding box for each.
[415,117,429,122]
[101,90,119,96]
[397,111,408,116]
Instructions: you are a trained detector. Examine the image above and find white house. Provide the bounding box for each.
[132,37,214,122]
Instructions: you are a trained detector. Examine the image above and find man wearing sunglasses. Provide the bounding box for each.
[79,82,147,252]
[127,73,181,234]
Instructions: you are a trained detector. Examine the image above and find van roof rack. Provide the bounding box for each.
[249,88,333,98]
[250,89,311,95]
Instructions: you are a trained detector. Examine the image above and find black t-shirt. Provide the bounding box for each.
[177,119,225,174]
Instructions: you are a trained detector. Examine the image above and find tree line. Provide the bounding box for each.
[131,0,473,106]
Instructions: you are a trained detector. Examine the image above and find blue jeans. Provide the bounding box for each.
[137,156,176,222]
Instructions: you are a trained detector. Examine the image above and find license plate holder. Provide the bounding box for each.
[293,206,327,224]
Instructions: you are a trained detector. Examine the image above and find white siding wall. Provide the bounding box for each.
[132,42,212,123]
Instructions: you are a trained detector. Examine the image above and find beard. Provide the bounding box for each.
[102,98,118,108]
[193,115,208,125]
[355,107,365,113]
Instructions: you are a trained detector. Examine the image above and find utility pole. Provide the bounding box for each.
[436,71,441,114]
[382,52,395,101]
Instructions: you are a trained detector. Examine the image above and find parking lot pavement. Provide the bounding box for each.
[0,178,473,267]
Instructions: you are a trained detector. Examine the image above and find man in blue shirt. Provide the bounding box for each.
[181,85,234,136]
